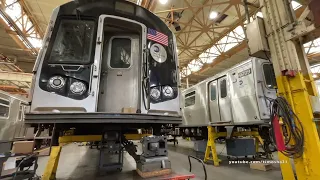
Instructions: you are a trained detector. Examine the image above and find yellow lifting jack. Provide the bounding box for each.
[42,134,151,180]
[204,126,264,166]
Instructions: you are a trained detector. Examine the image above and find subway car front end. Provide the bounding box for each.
[25,0,181,137]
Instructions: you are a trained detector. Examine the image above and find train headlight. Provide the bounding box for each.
[150,88,161,100]
[162,86,174,98]
[70,81,86,95]
[48,76,65,89]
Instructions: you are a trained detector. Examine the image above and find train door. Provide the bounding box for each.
[208,77,232,123]
[98,35,140,113]
[208,80,221,122]
[217,77,232,123]
[14,104,25,138]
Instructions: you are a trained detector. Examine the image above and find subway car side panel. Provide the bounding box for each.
[229,60,262,124]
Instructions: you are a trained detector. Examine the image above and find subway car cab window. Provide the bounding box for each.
[263,64,277,88]
[110,38,131,68]
[185,91,195,107]
[48,19,95,64]
[220,79,227,98]
[0,98,9,118]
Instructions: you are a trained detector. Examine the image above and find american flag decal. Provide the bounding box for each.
[147,28,168,46]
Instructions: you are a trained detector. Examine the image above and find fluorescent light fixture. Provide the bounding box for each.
[291,1,302,10]
[209,11,218,19]
[256,12,263,18]
[159,0,168,5]
[136,0,142,5]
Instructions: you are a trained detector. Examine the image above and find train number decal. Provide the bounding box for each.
[238,68,251,78]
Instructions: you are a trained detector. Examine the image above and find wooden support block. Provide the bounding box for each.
[250,163,273,171]
[136,168,172,178]
[122,107,137,113]
[12,141,34,154]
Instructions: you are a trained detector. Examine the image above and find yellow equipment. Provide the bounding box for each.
[204,126,264,166]
[42,134,151,180]
[252,0,320,179]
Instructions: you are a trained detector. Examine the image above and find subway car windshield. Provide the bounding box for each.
[48,19,95,64]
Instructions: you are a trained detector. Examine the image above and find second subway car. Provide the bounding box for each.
[182,57,277,132]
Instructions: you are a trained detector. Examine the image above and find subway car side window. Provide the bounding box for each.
[0,98,10,119]
[211,84,217,101]
[185,91,195,107]
[263,64,277,89]
[220,79,227,98]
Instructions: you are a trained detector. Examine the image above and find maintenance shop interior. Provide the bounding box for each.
[0,0,319,179]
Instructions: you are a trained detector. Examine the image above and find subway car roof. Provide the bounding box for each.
[56,0,172,37]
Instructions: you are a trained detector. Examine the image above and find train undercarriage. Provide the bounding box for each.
[161,123,275,162]
[25,112,181,177]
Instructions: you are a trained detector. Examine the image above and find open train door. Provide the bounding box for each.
[98,35,140,113]
[97,15,145,113]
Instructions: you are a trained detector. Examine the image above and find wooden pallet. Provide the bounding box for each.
[136,168,172,178]
[250,163,273,171]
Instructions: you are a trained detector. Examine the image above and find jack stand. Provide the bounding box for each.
[124,135,171,178]
[204,126,265,166]
[43,146,62,180]
[98,130,123,175]
[204,126,221,166]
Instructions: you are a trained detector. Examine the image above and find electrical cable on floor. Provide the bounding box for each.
[269,96,304,158]
[13,153,38,180]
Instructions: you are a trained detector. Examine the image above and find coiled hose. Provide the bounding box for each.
[269,96,304,158]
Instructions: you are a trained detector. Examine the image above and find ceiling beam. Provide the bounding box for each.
[0,1,39,55]
[179,2,260,68]
[0,71,32,83]
[181,41,247,81]
[155,1,231,14]
[19,0,44,38]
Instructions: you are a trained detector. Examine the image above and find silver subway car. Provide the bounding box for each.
[25,0,181,136]
[182,57,276,128]
[0,90,28,142]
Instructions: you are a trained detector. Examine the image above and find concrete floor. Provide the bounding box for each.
[36,139,283,180]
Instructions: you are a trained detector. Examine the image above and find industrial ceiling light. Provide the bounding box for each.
[136,0,142,5]
[159,0,168,5]
[313,74,318,78]
[256,12,263,18]
[209,11,218,19]
[291,1,302,10]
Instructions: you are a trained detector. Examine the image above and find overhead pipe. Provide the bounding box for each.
[186,78,189,88]
[243,0,251,23]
